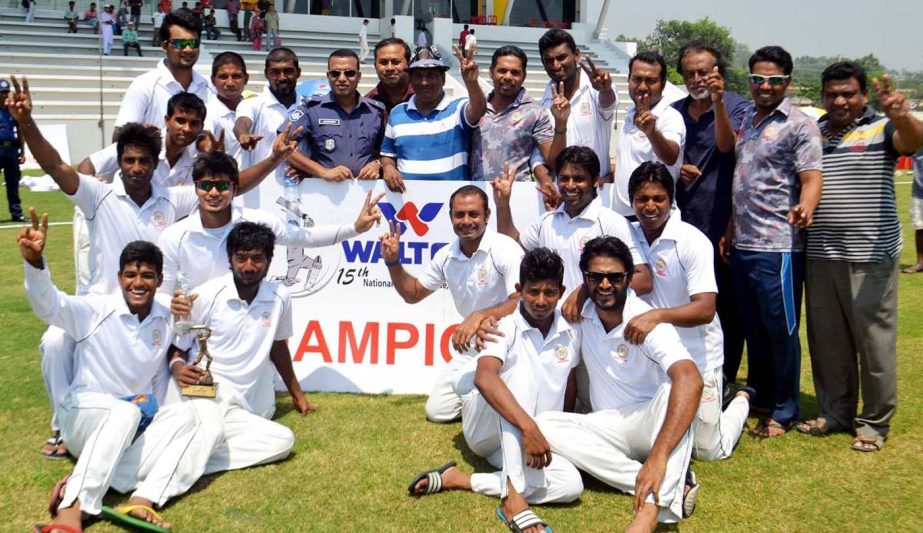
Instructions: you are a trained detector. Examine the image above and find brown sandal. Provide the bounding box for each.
[752,419,793,438]
[851,435,884,452]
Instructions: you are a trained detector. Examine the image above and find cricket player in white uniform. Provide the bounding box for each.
[407,248,582,533]
[626,162,752,461]
[536,236,703,532]
[22,216,206,532]
[380,185,523,423]
[169,222,314,475]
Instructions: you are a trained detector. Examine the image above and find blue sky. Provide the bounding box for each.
[604,0,921,72]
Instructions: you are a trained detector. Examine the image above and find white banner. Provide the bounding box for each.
[259,179,548,394]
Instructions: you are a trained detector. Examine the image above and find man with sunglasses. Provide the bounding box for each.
[715,45,822,438]
[284,49,386,182]
[113,9,211,141]
[536,236,703,532]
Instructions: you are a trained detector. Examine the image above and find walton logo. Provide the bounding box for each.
[379,202,443,236]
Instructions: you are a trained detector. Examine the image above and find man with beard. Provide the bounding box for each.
[612,51,685,217]
[365,38,414,113]
[716,46,822,438]
[536,236,703,532]
[285,49,386,181]
[380,185,523,422]
[672,43,749,394]
[113,8,211,140]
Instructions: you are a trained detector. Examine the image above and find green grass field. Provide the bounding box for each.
[1,179,922,532]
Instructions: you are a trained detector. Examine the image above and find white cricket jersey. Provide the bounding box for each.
[158,204,359,293]
[87,128,199,188]
[612,98,686,215]
[631,216,723,373]
[178,273,292,411]
[541,69,617,177]
[578,295,693,410]
[69,173,198,295]
[114,59,212,130]
[519,197,645,300]
[477,307,580,414]
[418,230,523,317]
[205,94,245,167]
[237,84,299,171]
[25,260,173,401]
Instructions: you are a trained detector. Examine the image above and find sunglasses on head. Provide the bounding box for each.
[195,179,233,192]
[168,38,200,49]
[584,271,628,285]
[327,69,359,79]
[748,74,790,86]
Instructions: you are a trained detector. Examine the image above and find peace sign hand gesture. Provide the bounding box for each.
[272,121,304,160]
[18,207,48,268]
[549,81,571,124]
[196,128,225,153]
[873,75,909,121]
[7,75,34,123]
[379,219,402,265]
[579,55,611,92]
[353,189,385,233]
[454,45,479,84]
[490,162,515,205]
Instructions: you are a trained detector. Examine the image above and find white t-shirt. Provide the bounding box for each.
[519,197,645,300]
[115,59,212,130]
[177,273,292,411]
[477,308,580,414]
[612,97,686,216]
[152,11,165,28]
[417,230,522,317]
[25,261,173,401]
[205,94,245,167]
[577,294,693,410]
[542,69,617,177]
[69,174,198,295]
[631,216,723,373]
[89,128,199,188]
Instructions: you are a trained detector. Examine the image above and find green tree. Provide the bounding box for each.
[640,17,737,84]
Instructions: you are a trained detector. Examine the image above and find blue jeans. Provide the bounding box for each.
[730,248,804,424]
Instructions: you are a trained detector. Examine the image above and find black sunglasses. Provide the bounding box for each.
[584,270,628,285]
[195,179,233,192]
[328,69,359,79]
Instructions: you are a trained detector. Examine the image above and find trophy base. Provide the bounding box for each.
[181,384,217,398]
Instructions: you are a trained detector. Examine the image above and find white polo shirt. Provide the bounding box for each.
[205,94,245,168]
[542,69,617,177]
[88,128,199,188]
[477,308,580,414]
[418,230,522,317]
[612,97,686,216]
[631,217,723,373]
[157,205,359,294]
[237,84,299,171]
[578,295,693,410]
[519,197,644,300]
[115,59,212,130]
[178,273,292,411]
[70,173,198,295]
[25,260,173,401]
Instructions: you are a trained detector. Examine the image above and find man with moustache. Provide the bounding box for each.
[672,43,749,393]
[285,49,386,181]
[365,38,414,113]
[612,51,685,217]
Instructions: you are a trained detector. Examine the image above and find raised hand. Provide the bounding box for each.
[535,179,560,212]
[873,75,909,121]
[18,207,48,266]
[195,128,225,153]
[273,121,303,160]
[353,189,385,233]
[7,75,34,123]
[679,164,702,186]
[238,132,264,151]
[634,106,657,137]
[549,81,571,123]
[705,66,725,104]
[579,55,612,92]
[490,162,514,204]
[379,219,402,264]
[454,45,479,84]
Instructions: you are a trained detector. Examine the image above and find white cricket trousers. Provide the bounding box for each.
[424,349,473,422]
[57,392,203,515]
[693,367,749,461]
[41,326,76,432]
[536,385,693,523]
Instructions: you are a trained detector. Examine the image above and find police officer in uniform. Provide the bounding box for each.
[0,79,25,222]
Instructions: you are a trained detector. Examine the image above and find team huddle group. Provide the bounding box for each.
[7,5,921,533]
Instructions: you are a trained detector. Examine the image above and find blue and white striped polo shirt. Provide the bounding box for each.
[381,93,475,181]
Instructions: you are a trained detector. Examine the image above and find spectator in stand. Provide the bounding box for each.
[191,1,204,24]
[122,21,143,56]
[366,38,414,113]
[129,0,142,27]
[204,8,220,40]
[65,1,80,33]
[242,3,253,41]
[226,0,241,41]
[358,19,370,62]
[151,4,166,46]
[84,2,99,34]
[264,4,279,47]
[464,28,476,54]
[24,0,36,23]
[906,148,923,273]
[249,10,264,51]
[458,23,469,50]
[159,0,170,14]
[100,4,116,56]
[390,17,395,37]
[415,26,428,48]
[115,0,129,35]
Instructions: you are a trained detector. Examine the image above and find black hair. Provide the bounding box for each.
[519,247,564,287]
[374,37,412,62]
[491,45,527,70]
[749,45,793,76]
[266,47,300,70]
[630,51,667,84]
[329,48,360,65]
[579,236,634,282]
[821,60,868,94]
[628,161,675,203]
[211,51,248,78]
[160,8,202,42]
[192,151,239,184]
[538,29,576,59]
[449,184,488,213]
[676,41,725,78]
[226,222,275,262]
[115,122,162,163]
[554,145,599,179]
[119,240,163,276]
[165,92,206,121]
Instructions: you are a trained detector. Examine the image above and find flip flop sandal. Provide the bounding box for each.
[101,505,172,533]
[407,460,456,496]
[496,507,553,533]
[751,419,793,438]
[41,433,68,459]
[851,435,884,453]
[48,474,70,518]
[795,418,841,437]
[34,524,84,533]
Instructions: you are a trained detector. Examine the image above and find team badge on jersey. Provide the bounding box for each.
[580,101,591,115]
[555,345,569,362]
[762,125,779,142]
[152,211,167,228]
[655,257,667,277]
[261,311,272,327]
[324,138,336,152]
[152,329,162,347]
[477,267,488,286]
[701,386,718,403]
[510,110,523,124]
[615,343,629,361]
